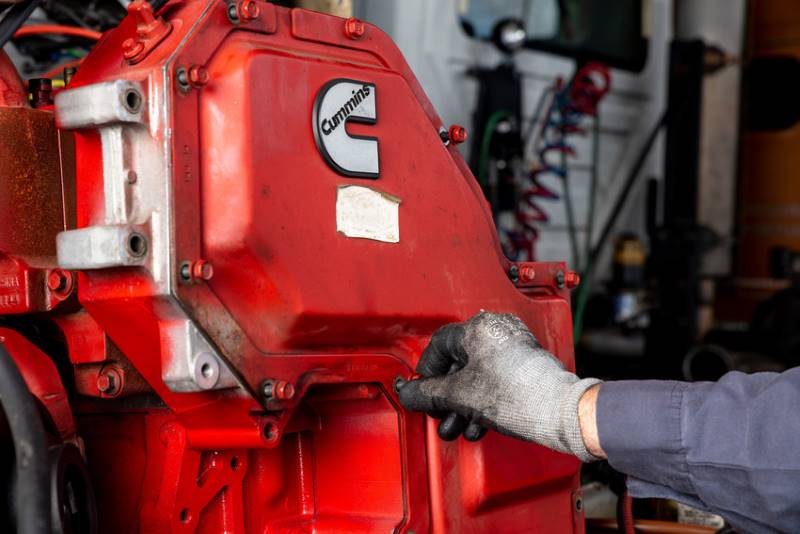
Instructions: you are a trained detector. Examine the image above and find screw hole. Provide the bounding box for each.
[575,497,584,513]
[124,89,142,113]
[230,456,239,471]
[127,233,147,258]
[179,508,191,523]
[200,362,213,379]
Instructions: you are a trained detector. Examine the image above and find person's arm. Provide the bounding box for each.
[594,369,800,533]
[399,312,800,533]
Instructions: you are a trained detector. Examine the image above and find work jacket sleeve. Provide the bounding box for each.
[596,368,800,533]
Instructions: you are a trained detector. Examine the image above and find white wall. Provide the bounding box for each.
[357,0,673,274]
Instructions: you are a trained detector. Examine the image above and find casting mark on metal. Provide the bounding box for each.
[312,78,379,178]
[336,185,400,243]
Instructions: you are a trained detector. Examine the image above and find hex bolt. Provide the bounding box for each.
[261,379,295,401]
[97,366,123,397]
[519,266,536,283]
[47,269,69,292]
[344,17,366,39]
[565,270,581,289]
[508,264,519,283]
[448,124,468,144]
[122,38,145,61]
[188,65,209,87]
[180,260,214,283]
[237,0,260,22]
[439,127,450,144]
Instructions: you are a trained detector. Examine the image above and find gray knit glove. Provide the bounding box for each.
[398,311,602,461]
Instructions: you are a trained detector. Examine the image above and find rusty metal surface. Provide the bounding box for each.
[0,107,70,264]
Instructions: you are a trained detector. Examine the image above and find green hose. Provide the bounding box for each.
[573,114,601,343]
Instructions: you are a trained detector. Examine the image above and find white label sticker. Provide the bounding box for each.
[336,185,400,243]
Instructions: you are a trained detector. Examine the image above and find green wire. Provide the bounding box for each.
[478,110,514,187]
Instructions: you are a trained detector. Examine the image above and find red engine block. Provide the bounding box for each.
[0,1,583,532]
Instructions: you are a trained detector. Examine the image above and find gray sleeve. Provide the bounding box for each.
[596,368,800,534]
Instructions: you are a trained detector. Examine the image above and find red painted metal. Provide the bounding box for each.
[0,50,27,107]
[0,1,583,531]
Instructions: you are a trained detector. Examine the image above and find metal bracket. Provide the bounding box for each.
[160,317,239,392]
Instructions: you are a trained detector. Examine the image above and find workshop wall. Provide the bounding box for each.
[357,0,672,272]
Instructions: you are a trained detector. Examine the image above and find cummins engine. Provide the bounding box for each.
[0,1,582,532]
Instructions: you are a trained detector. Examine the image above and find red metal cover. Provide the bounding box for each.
[58,2,583,532]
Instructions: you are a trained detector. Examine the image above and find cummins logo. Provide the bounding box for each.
[313,79,379,178]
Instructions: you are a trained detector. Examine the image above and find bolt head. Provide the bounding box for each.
[96,374,112,392]
[191,260,214,282]
[275,381,295,400]
[188,65,209,87]
[519,266,536,283]
[448,125,467,144]
[238,0,261,21]
[96,367,122,396]
[47,270,66,291]
[122,38,144,60]
[344,18,366,39]
[564,270,581,289]
[47,269,73,296]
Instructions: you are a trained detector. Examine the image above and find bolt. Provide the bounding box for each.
[565,270,581,289]
[237,0,260,22]
[508,264,519,283]
[188,65,209,87]
[262,380,295,400]
[439,128,449,144]
[181,260,214,283]
[47,270,67,291]
[448,124,468,144]
[519,265,536,283]
[122,38,145,61]
[96,367,123,397]
[28,78,53,108]
[555,270,566,289]
[575,496,584,513]
[127,170,138,184]
[344,17,366,39]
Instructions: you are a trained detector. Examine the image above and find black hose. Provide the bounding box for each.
[0,0,44,49]
[0,341,50,534]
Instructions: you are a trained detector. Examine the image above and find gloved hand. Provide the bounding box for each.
[398,311,602,461]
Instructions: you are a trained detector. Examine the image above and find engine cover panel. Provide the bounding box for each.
[54,2,583,532]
